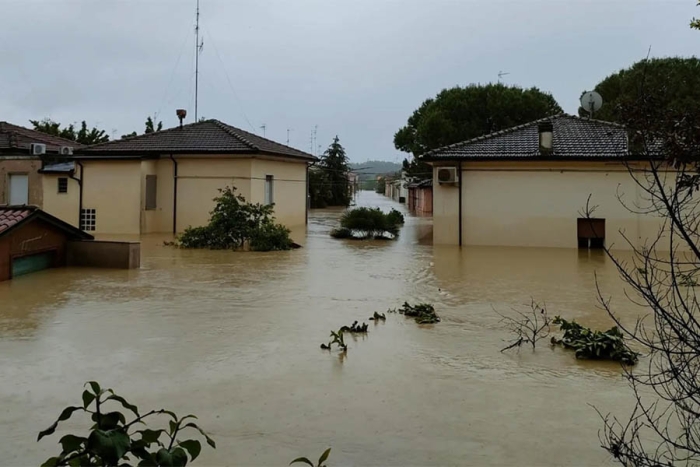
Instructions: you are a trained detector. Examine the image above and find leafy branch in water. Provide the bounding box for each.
[290,448,331,467]
[388,302,440,324]
[551,317,639,365]
[369,311,386,321]
[497,301,552,352]
[339,321,369,334]
[37,381,215,467]
[320,329,348,352]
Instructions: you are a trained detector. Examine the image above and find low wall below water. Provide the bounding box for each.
[67,241,140,269]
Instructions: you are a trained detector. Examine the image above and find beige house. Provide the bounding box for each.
[0,122,82,207]
[40,119,315,236]
[425,114,665,250]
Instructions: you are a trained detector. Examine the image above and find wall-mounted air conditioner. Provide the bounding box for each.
[437,167,458,184]
[30,143,47,156]
[59,146,74,155]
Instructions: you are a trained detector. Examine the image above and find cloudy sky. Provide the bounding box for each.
[0,0,698,162]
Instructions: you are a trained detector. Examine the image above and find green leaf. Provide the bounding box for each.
[137,429,165,445]
[289,457,314,467]
[178,439,202,461]
[161,410,178,420]
[38,406,84,441]
[87,429,131,464]
[156,448,174,467]
[171,447,189,467]
[182,423,216,448]
[40,457,60,467]
[59,434,86,454]
[169,420,178,435]
[87,381,102,396]
[318,448,331,465]
[82,390,96,409]
[105,392,140,416]
[93,411,125,430]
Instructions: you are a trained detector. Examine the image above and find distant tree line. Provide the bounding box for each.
[29,116,165,145]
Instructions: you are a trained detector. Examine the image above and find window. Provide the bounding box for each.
[80,209,96,231]
[145,175,157,210]
[577,218,605,249]
[264,175,274,205]
[58,178,68,194]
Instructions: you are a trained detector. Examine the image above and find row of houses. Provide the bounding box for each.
[0,119,315,237]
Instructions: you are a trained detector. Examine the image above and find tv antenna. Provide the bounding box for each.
[497,70,510,82]
[194,0,204,121]
[260,124,266,137]
[286,128,293,145]
[580,91,603,118]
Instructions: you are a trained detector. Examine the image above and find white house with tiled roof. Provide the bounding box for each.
[424,114,665,250]
[40,119,315,237]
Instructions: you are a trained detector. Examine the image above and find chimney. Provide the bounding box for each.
[538,121,553,154]
[176,109,187,128]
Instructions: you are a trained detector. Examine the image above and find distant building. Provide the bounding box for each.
[425,114,664,249]
[407,179,432,215]
[384,173,407,203]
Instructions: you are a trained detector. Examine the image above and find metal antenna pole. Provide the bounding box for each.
[194,0,202,121]
[260,124,266,137]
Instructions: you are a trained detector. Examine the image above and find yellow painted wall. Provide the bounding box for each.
[82,160,142,235]
[250,158,307,227]
[41,172,80,227]
[432,161,668,250]
[175,158,252,232]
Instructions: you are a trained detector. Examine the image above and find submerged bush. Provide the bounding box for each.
[388,302,440,324]
[551,316,639,365]
[332,207,403,240]
[177,187,293,252]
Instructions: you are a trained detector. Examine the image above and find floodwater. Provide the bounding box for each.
[0,190,643,466]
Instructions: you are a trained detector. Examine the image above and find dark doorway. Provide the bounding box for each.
[577,218,605,249]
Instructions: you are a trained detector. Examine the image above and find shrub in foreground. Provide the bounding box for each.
[332,207,403,240]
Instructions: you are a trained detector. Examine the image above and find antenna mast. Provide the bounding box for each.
[194,0,204,121]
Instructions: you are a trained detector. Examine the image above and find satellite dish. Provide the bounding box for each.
[580,91,603,116]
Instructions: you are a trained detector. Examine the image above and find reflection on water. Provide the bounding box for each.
[0,191,639,466]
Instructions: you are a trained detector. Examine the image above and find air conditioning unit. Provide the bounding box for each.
[59,146,74,155]
[437,167,458,184]
[30,143,46,156]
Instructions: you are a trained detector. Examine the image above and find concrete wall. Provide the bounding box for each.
[432,161,667,250]
[0,158,43,206]
[82,160,142,235]
[67,240,140,269]
[42,173,80,227]
[249,158,307,227]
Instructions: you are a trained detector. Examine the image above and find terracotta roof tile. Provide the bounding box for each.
[0,206,35,235]
[80,119,315,161]
[423,114,630,160]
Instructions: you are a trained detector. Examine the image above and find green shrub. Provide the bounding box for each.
[551,316,639,365]
[177,187,293,252]
[388,302,440,324]
[37,381,214,467]
[333,207,402,240]
[329,227,353,239]
[386,208,405,226]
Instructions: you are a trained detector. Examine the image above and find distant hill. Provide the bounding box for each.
[349,160,402,181]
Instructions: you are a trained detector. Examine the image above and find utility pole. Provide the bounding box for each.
[194,0,204,121]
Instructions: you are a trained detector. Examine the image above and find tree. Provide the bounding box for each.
[121,116,163,139]
[310,136,351,208]
[580,57,700,123]
[30,119,109,145]
[692,1,699,29]
[583,55,700,465]
[394,84,562,172]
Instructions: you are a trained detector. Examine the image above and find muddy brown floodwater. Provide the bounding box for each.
[0,191,642,466]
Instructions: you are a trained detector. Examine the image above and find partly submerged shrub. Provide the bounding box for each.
[177,187,293,252]
[388,302,440,324]
[332,207,403,240]
[329,227,353,239]
[551,316,639,365]
[386,208,405,226]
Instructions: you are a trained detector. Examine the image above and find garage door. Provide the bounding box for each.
[11,252,55,278]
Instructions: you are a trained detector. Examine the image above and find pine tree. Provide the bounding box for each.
[318,136,351,207]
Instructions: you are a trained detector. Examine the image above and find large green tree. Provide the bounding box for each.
[395,83,561,180]
[30,118,109,145]
[580,57,700,122]
[310,136,351,208]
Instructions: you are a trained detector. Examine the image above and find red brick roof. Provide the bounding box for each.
[0,122,84,153]
[0,206,34,235]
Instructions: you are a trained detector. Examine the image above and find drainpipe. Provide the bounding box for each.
[458,161,463,247]
[306,163,310,224]
[169,154,178,234]
[69,161,84,229]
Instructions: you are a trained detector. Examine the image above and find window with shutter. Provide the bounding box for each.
[145,175,157,210]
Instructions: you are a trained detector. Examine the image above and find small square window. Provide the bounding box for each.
[80,208,96,231]
[58,178,68,194]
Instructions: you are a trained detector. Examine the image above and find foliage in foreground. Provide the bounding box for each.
[177,187,293,252]
[38,381,214,467]
[291,448,331,467]
[388,302,440,324]
[332,207,404,240]
[551,317,639,365]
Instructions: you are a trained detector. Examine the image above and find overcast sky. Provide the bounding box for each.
[0,0,698,162]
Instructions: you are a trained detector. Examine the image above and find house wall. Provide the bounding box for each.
[175,157,252,232]
[0,158,43,206]
[432,161,665,250]
[0,219,68,281]
[41,173,80,227]
[82,160,142,235]
[416,187,433,215]
[249,158,307,227]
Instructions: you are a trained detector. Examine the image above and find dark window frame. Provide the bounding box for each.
[58,177,68,194]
